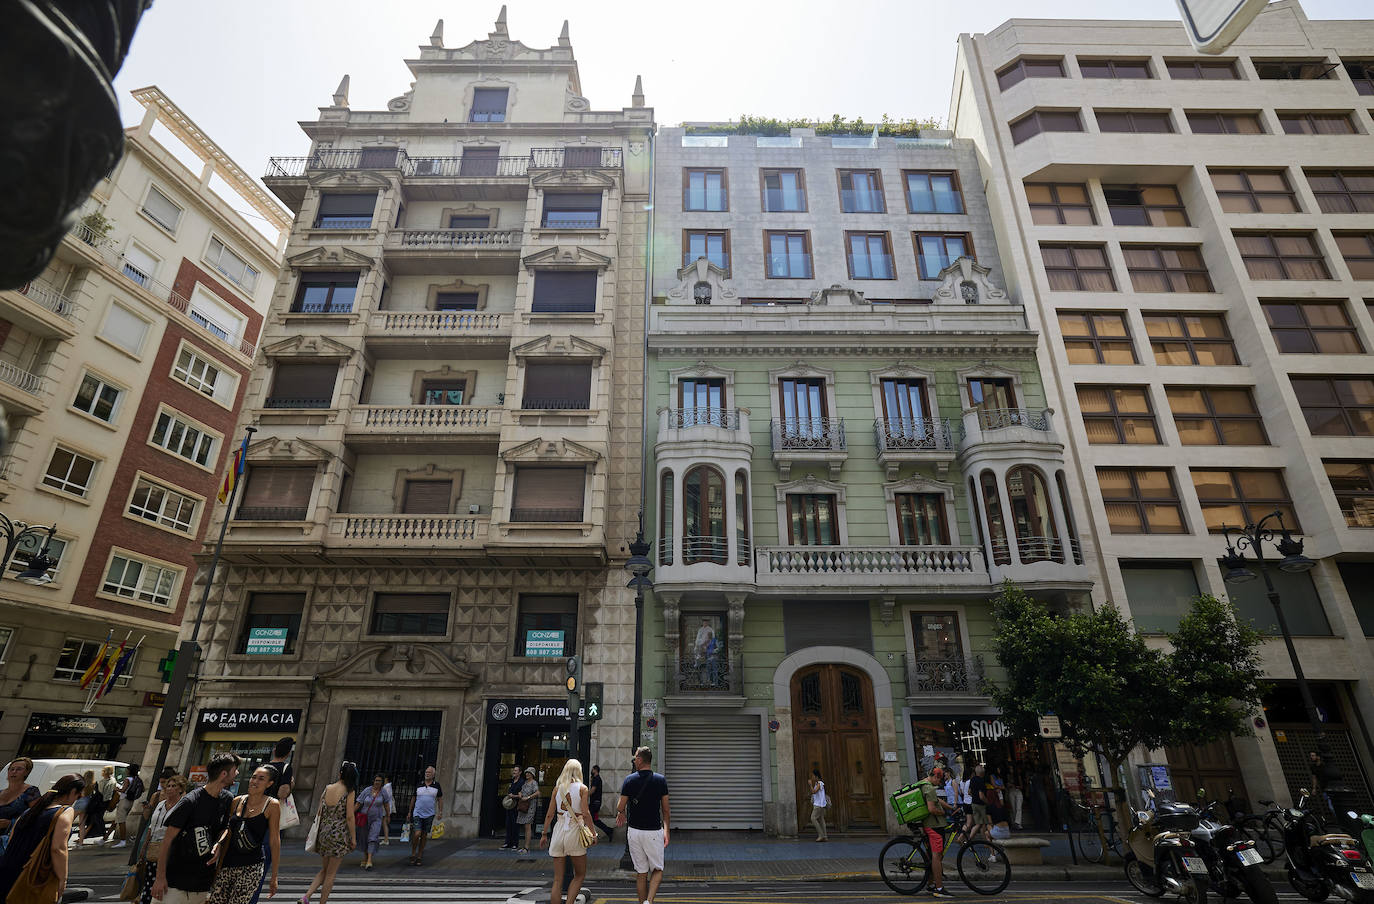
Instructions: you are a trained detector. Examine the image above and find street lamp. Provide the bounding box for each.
[1220,510,1347,821]
[0,512,59,585]
[620,511,653,872]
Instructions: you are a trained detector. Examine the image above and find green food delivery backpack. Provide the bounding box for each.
[890,779,934,824]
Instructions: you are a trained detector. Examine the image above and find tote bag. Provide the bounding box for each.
[304,806,320,853]
[279,794,301,831]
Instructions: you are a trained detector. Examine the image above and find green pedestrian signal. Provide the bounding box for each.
[583,681,603,722]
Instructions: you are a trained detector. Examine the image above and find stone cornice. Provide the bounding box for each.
[648,337,1039,358]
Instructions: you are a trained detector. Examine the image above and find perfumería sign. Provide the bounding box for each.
[485,698,586,724]
[26,713,127,736]
[196,708,300,733]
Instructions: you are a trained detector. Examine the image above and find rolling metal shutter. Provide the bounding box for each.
[663,714,764,829]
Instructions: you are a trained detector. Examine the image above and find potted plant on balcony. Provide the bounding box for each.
[78,209,114,245]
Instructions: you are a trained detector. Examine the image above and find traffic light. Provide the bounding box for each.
[583,682,603,722]
[565,656,581,694]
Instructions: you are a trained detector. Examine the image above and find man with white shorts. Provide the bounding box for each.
[617,746,670,904]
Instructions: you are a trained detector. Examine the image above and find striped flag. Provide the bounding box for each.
[217,433,251,503]
[79,631,113,689]
[93,637,125,698]
[96,639,139,700]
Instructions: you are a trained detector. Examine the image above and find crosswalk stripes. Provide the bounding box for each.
[270,878,540,903]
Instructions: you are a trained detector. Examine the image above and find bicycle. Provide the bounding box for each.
[879,806,1012,895]
[1071,800,1124,863]
[1237,799,1285,863]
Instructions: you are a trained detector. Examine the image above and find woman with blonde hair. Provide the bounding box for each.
[538,759,591,904]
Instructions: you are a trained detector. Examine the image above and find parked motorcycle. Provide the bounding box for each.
[1191,797,1278,904]
[1124,793,1211,903]
[1355,812,1374,863]
[1280,790,1374,902]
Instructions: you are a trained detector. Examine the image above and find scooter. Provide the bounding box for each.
[1191,797,1277,903]
[1280,790,1374,902]
[1124,792,1211,903]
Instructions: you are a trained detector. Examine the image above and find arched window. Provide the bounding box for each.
[1006,466,1062,563]
[735,470,750,565]
[683,465,727,564]
[969,477,985,548]
[1056,470,1083,564]
[658,470,673,565]
[980,470,1010,565]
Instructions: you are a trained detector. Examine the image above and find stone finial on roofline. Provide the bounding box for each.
[332,75,350,108]
[429,19,443,47]
[494,5,508,35]
[632,75,645,108]
[559,20,570,47]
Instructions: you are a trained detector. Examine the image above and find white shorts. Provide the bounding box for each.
[627,826,665,874]
[548,818,587,857]
[157,890,209,904]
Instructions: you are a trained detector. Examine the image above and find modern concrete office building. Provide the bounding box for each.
[950,0,1374,810]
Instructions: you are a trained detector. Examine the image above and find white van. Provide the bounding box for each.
[24,759,130,793]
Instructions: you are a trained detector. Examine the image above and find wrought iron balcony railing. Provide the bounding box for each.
[874,418,956,452]
[0,360,44,395]
[991,536,1083,566]
[676,654,732,693]
[657,536,673,566]
[771,417,845,452]
[509,507,584,523]
[904,654,985,696]
[529,147,623,169]
[667,407,741,429]
[408,156,531,178]
[13,281,75,320]
[521,397,590,411]
[680,535,727,565]
[264,398,332,410]
[236,505,309,521]
[970,407,1050,432]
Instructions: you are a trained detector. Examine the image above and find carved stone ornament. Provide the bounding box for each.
[629,141,646,156]
[565,91,590,112]
[321,643,475,687]
[387,84,415,112]
[933,256,1008,304]
[666,257,736,305]
[809,284,868,306]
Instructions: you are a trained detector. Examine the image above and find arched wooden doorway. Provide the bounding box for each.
[790,664,882,833]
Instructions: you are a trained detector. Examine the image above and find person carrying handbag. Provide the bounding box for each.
[538,760,593,904]
[0,772,84,904]
[354,775,390,870]
[205,766,280,904]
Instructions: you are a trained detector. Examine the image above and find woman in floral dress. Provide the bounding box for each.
[301,762,356,904]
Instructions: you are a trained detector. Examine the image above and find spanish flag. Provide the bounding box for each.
[79,631,113,689]
[217,434,251,504]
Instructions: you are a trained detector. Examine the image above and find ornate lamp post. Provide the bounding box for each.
[0,513,60,583]
[620,512,653,871]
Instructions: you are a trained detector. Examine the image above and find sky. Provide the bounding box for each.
[111,0,1368,218]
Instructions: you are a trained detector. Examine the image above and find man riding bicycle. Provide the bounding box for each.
[922,764,954,898]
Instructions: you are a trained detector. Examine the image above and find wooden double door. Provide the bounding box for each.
[791,664,883,833]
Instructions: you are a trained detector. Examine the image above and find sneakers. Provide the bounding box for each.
[930,888,955,898]
[112,840,128,848]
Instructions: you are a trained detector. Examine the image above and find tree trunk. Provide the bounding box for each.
[1105,755,1131,866]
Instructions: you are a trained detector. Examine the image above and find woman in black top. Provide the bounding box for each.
[589,765,613,841]
[0,773,83,901]
[207,765,281,904]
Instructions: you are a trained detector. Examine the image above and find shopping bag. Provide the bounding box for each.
[304,808,320,853]
[399,823,410,844]
[430,822,445,840]
[279,794,301,830]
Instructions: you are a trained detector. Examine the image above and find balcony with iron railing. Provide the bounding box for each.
[236,505,310,522]
[509,507,585,523]
[903,654,986,697]
[960,407,1058,453]
[0,359,46,408]
[755,544,988,591]
[5,280,77,337]
[656,407,751,452]
[653,532,754,590]
[263,397,333,410]
[675,653,735,694]
[874,417,957,478]
[770,417,846,479]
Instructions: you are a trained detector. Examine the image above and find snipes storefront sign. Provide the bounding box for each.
[197,708,301,733]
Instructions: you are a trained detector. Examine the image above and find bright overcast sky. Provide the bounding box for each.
[112,0,1367,200]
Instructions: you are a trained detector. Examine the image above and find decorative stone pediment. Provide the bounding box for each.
[304,170,390,191]
[320,643,475,687]
[245,436,332,464]
[530,168,617,189]
[870,362,936,386]
[768,361,834,382]
[809,285,869,306]
[512,334,606,360]
[665,257,736,306]
[774,474,847,503]
[884,473,956,499]
[286,246,375,271]
[500,436,602,463]
[522,245,611,272]
[668,360,733,383]
[261,334,356,360]
[933,256,1008,305]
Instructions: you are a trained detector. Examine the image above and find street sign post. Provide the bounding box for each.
[1175,0,1266,53]
[1038,714,1063,739]
[245,627,288,655]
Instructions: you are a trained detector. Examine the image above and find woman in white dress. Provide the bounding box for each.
[538,759,590,904]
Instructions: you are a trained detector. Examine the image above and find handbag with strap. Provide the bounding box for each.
[6,805,69,904]
[355,793,376,829]
[517,794,531,813]
[304,803,321,854]
[230,798,261,854]
[117,860,146,902]
[279,794,301,831]
[563,791,598,849]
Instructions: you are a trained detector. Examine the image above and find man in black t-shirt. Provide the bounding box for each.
[152,752,241,904]
[617,746,670,904]
[589,764,613,841]
[968,762,992,841]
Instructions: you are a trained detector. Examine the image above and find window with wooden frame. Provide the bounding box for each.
[778,377,828,440]
[683,230,730,271]
[1166,59,1239,80]
[237,466,314,521]
[1185,110,1263,135]
[514,594,578,656]
[1291,376,1374,436]
[1095,110,1173,134]
[879,378,932,440]
[540,192,602,228]
[266,362,337,408]
[1279,111,1357,135]
[785,493,839,546]
[895,493,949,546]
[913,232,972,279]
[996,57,1066,90]
[845,231,895,279]
[735,471,750,565]
[1040,244,1115,291]
[1323,460,1374,528]
[1097,467,1187,534]
[1345,60,1374,95]
[420,379,465,405]
[1166,387,1268,445]
[979,470,1010,564]
[659,470,674,564]
[761,169,806,211]
[1105,186,1190,226]
[967,378,1016,420]
[1009,109,1083,144]
[314,194,376,229]
[469,87,508,122]
[1235,232,1331,280]
[531,270,598,313]
[128,477,199,533]
[1079,58,1153,79]
[1262,301,1364,354]
[510,466,586,522]
[1122,245,1214,293]
[1006,466,1063,563]
[292,271,359,314]
[236,593,305,655]
[837,169,885,213]
[1057,310,1137,364]
[1254,60,1334,80]
[764,231,812,278]
[434,291,479,311]
[1025,183,1095,225]
[678,377,726,426]
[1210,170,1299,213]
[1144,313,1238,365]
[1191,469,1299,533]
[1306,169,1374,213]
[682,465,727,564]
[683,168,728,211]
[1077,385,1159,444]
[521,362,591,409]
[370,592,449,635]
[401,479,452,515]
[1335,232,1374,279]
[904,171,963,213]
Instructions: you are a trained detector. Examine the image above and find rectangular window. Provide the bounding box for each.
[1097,467,1187,534]
[237,466,314,521]
[1009,109,1083,144]
[266,362,337,408]
[100,303,151,356]
[1279,112,1356,135]
[904,171,963,214]
[1227,566,1330,635]
[845,231,895,279]
[522,362,591,410]
[314,194,376,229]
[457,148,499,178]
[1025,183,1095,225]
[205,238,259,291]
[420,379,465,405]
[292,271,360,313]
[1122,562,1201,634]
[121,244,157,287]
[913,232,971,279]
[1210,170,1299,213]
[510,467,586,522]
[879,378,930,425]
[765,231,812,278]
[8,534,66,582]
[129,477,198,533]
[1185,110,1264,135]
[1105,185,1190,226]
[1345,60,1374,95]
[357,147,398,169]
[401,479,452,515]
[236,593,305,654]
[1095,110,1173,133]
[469,87,508,122]
[541,192,602,229]
[760,168,807,212]
[1079,58,1153,78]
[434,291,479,311]
[895,494,949,545]
[102,553,178,606]
[1040,244,1115,291]
[1291,376,1374,436]
[683,169,727,211]
[1235,232,1331,280]
[43,447,96,497]
[1339,563,1374,635]
[447,215,490,229]
[515,594,577,656]
[1255,60,1334,80]
[1077,386,1159,444]
[370,593,449,635]
[838,170,885,213]
[72,373,123,423]
[562,146,604,168]
[1057,311,1137,364]
[1122,245,1214,292]
[141,185,183,232]
[679,378,726,425]
[1324,461,1374,528]
[996,57,1066,90]
[531,270,598,313]
[1192,469,1299,533]
[151,410,217,467]
[1144,313,1238,365]
[683,230,730,271]
[1307,169,1374,214]
[786,494,839,545]
[173,347,226,400]
[1166,59,1238,79]
[54,638,137,685]
[1262,301,1364,354]
[1166,387,1268,445]
[1335,232,1374,279]
[778,377,828,442]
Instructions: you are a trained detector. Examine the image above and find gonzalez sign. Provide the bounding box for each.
[197,708,301,733]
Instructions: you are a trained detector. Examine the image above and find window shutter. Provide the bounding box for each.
[532,271,598,312]
[545,192,602,210]
[246,593,306,617]
[374,593,449,614]
[471,88,508,115]
[270,363,338,402]
[564,146,603,167]
[511,467,585,520]
[522,363,591,407]
[143,187,182,230]
[317,194,377,217]
[240,467,315,514]
[783,600,874,654]
[402,480,452,514]
[101,305,150,352]
[123,245,158,275]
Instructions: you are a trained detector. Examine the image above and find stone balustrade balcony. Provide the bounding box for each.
[754,544,988,592]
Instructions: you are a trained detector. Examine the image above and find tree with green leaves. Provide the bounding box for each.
[988,583,1266,858]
